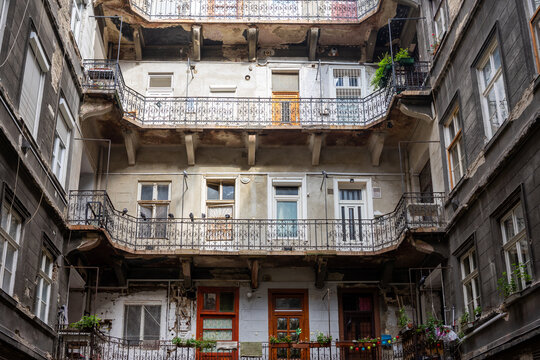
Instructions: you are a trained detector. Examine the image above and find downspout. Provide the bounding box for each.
[459,313,507,343]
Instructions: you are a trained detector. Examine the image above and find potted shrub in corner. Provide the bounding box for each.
[310,332,332,348]
[371,53,393,90]
[395,48,414,66]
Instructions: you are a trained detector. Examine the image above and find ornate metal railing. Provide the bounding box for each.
[82,59,429,128]
[56,330,402,360]
[129,0,379,22]
[67,190,445,253]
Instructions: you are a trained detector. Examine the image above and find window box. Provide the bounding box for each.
[398,57,415,66]
[336,341,356,347]
[310,342,331,348]
[270,343,292,349]
[292,342,310,349]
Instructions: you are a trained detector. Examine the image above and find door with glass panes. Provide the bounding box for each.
[338,188,367,245]
[269,290,309,360]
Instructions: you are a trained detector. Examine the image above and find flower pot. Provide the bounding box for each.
[271,343,291,348]
[336,341,356,347]
[292,342,310,349]
[398,57,415,66]
[310,342,331,348]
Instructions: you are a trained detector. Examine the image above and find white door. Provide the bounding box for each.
[338,189,367,246]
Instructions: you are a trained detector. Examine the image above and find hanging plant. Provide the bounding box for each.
[371,53,393,90]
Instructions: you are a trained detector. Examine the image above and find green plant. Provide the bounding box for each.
[371,53,392,89]
[69,315,101,331]
[315,332,332,345]
[497,263,532,297]
[430,33,440,55]
[295,328,302,342]
[416,315,446,345]
[270,335,292,344]
[459,312,469,328]
[172,337,216,349]
[394,48,411,62]
[474,306,482,319]
[398,307,410,328]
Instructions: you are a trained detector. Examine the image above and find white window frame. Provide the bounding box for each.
[433,3,447,42]
[444,109,464,189]
[500,203,531,292]
[476,41,508,140]
[70,0,85,46]
[123,303,163,342]
[0,202,22,296]
[268,177,307,220]
[0,0,9,50]
[332,177,374,220]
[525,0,540,17]
[460,248,480,316]
[20,32,49,138]
[146,73,174,97]
[52,99,75,187]
[137,182,171,218]
[328,66,368,98]
[202,177,238,219]
[35,249,53,323]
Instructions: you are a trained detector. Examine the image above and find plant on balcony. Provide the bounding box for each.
[430,34,441,55]
[311,331,332,347]
[371,53,393,90]
[394,48,414,66]
[474,306,482,320]
[270,335,293,348]
[69,315,101,332]
[416,315,449,346]
[497,262,532,298]
[398,307,413,330]
[459,312,470,332]
[172,337,216,349]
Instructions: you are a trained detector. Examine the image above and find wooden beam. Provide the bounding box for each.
[315,258,328,289]
[192,25,202,61]
[122,129,139,166]
[181,259,192,289]
[248,259,260,289]
[185,133,196,165]
[308,27,320,61]
[133,26,143,61]
[310,133,323,166]
[247,27,258,62]
[247,134,257,166]
[368,132,386,167]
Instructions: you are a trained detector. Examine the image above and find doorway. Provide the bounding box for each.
[272,72,300,125]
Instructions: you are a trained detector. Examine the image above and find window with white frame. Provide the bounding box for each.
[52,100,73,187]
[70,0,84,46]
[460,248,480,316]
[500,203,532,292]
[147,73,174,96]
[476,42,508,139]
[20,32,49,139]
[0,0,9,50]
[433,3,447,41]
[35,250,53,323]
[123,304,161,344]
[444,109,464,189]
[273,183,301,238]
[138,182,170,238]
[0,202,22,295]
[205,179,235,241]
[333,69,362,124]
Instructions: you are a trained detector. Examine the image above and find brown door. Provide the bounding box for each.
[341,293,376,360]
[269,290,309,360]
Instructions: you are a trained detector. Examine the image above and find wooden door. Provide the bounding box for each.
[340,293,376,360]
[269,290,309,360]
[272,92,300,125]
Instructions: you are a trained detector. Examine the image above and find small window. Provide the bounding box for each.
[35,250,53,323]
[20,32,49,139]
[500,203,532,293]
[0,0,9,50]
[460,249,480,317]
[70,0,84,45]
[0,202,22,295]
[123,304,161,343]
[444,109,464,189]
[476,42,508,139]
[205,180,235,241]
[52,100,73,187]
[137,183,170,238]
[147,73,173,96]
[433,4,447,41]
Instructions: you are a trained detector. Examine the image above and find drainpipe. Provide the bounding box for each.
[459,313,507,343]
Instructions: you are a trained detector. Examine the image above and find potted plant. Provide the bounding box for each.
[395,48,414,66]
[270,335,292,348]
[474,306,482,321]
[430,33,440,55]
[371,53,393,90]
[311,331,332,348]
[398,307,413,332]
[292,328,309,349]
[69,315,101,332]
[459,312,471,330]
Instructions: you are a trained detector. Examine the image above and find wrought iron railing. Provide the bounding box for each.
[129,0,379,22]
[82,59,429,128]
[56,330,402,360]
[67,190,445,253]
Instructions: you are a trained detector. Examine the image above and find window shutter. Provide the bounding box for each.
[56,112,70,146]
[272,73,299,92]
[19,47,42,135]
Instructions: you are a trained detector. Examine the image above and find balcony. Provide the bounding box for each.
[82,60,430,129]
[128,0,379,23]
[67,191,445,254]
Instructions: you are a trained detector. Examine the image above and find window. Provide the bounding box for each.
[500,203,532,292]
[476,42,508,139]
[526,0,540,16]
[35,250,53,323]
[333,69,362,124]
[137,182,170,238]
[52,99,73,187]
[197,288,238,344]
[444,109,464,189]
[0,202,22,295]
[433,4,447,41]
[529,2,540,72]
[20,32,49,138]
[271,72,299,125]
[0,0,9,50]
[206,179,235,241]
[274,185,300,238]
[147,73,173,96]
[124,304,161,344]
[70,0,84,45]
[460,249,480,316]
